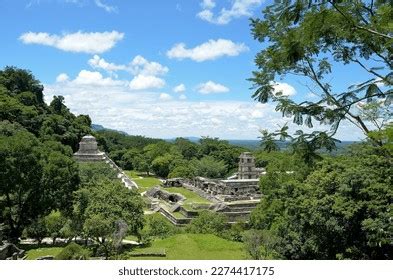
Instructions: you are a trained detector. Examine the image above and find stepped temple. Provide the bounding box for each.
[73,135,105,161]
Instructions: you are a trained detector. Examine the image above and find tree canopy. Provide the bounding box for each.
[251,0,392,149]
[0,67,91,241]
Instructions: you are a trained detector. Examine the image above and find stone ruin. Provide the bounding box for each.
[238,152,264,179]
[73,135,105,161]
[147,152,265,225]
[146,187,186,204]
[179,152,264,202]
[73,135,138,190]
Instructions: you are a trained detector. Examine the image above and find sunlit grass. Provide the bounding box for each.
[126,234,246,260]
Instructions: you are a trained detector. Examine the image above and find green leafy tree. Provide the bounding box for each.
[0,66,45,105]
[0,123,44,241]
[243,229,280,260]
[24,217,47,244]
[168,163,196,179]
[174,138,200,160]
[132,154,151,175]
[192,156,228,178]
[121,148,140,170]
[151,153,176,178]
[250,0,392,148]
[141,214,178,239]
[0,86,40,134]
[44,211,66,245]
[251,140,392,259]
[259,129,279,152]
[77,180,144,259]
[0,121,80,242]
[186,211,227,236]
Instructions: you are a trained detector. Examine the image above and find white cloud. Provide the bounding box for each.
[88,55,168,78]
[94,0,118,13]
[197,81,229,94]
[197,0,264,25]
[87,55,168,90]
[271,82,296,96]
[129,75,165,90]
[167,39,248,62]
[130,55,168,76]
[88,55,126,72]
[173,83,186,93]
[19,31,124,54]
[56,73,69,83]
[43,77,366,140]
[159,93,173,101]
[179,94,187,100]
[73,70,125,86]
[201,0,215,9]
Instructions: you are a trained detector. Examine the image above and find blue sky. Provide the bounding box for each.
[0,0,377,140]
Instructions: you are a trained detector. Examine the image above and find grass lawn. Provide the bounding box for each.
[164,187,211,204]
[25,246,64,260]
[124,170,161,193]
[126,234,246,260]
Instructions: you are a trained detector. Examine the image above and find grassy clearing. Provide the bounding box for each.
[127,234,245,260]
[164,187,211,204]
[124,170,161,193]
[25,246,64,260]
[171,211,187,219]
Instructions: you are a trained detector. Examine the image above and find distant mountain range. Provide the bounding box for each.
[91,124,128,135]
[92,124,356,151]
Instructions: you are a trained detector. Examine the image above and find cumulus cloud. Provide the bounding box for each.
[88,55,126,72]
[56,73,70,83]
[179,94,187,100]
[129,75,165,90]
[173,83,186,93]
[73,70,126,86]
[197,0,264,25]
[19,31,124,54]
[87,55,169,89]
[197,81,229,94]
[44,77,365,140]
[130,55,169,76]
[159,93,173,101]
[88,55,168,76]
[166,39,248,62]
[271,81,296,96]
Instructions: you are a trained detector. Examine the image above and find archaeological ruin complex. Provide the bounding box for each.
[74,135,263,225]
[147,152,264,225]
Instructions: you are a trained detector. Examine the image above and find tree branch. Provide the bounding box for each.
[329,1,393,40]
[351,58,387,81]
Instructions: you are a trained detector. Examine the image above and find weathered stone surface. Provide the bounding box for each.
[73,135,105,161]
[145,187,185,204]
[163,178,183,187]
[238,152,264,179]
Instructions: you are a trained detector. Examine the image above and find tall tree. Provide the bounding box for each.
[0,122,80,241]
[250,0,392,148]
[76,180,144,259]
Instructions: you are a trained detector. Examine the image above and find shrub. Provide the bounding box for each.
[55,242,90,260]
[186,211,227,236]
[140,214,178,240]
